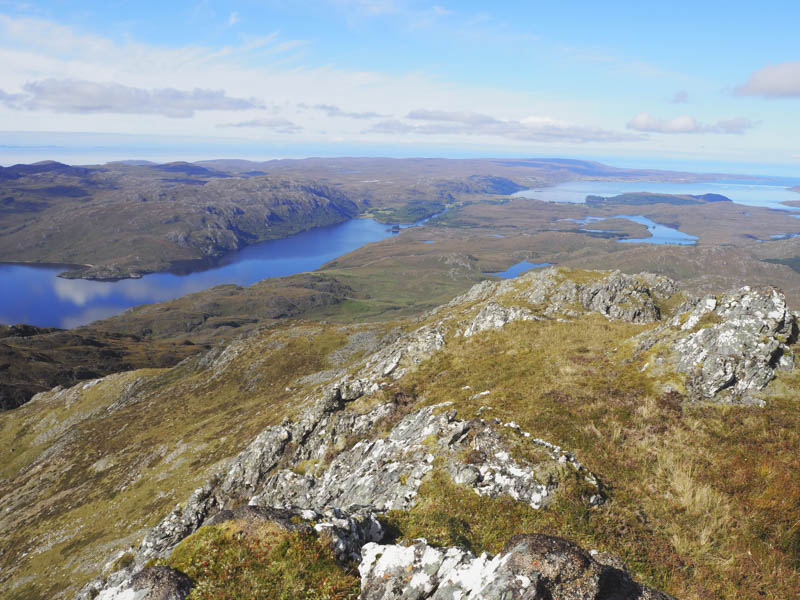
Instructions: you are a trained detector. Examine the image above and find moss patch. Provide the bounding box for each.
[165,520,359,600]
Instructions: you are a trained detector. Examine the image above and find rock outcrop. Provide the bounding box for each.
[360,534,675,600]
[641,285,798,404]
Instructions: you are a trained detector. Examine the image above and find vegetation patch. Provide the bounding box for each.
[165,520,360,600]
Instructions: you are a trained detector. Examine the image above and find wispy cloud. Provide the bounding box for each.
[228,11,240,26]
[734,62,800,98]
[0,79,261,118]
[310,103,387,119]
[219,117,303,133]
[334,0,455,29]
[367,109,640,143]
[627,113,755,135]
[335,0,399,16]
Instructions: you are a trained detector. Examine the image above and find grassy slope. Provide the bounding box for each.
[165,520,360,600]
[383,314,800,598]
[2,270,799,599]
[1,322,397,599]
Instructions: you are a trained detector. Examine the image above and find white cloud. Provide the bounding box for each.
[219,117,303,133]
[228,11,240,26]
[0,79,261,118]
[734,62,800,98]
[627,112,755,135]
[0,12,649,151]
[53,278,113,306]
[369,109,640,143]
[311,103,386,119]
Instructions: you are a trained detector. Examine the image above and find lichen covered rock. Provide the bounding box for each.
[642,285,799,404]
[359,534,675,600]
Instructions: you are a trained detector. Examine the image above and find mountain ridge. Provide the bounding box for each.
[3,267,798,599]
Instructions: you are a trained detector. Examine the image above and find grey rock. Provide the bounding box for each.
[671,286,797,403]
[462,302,541,337]
[138,480,221,560]
[573,271,673,323]
[251,405,602,513]
[359,534,676,600]
[502,267,675,323]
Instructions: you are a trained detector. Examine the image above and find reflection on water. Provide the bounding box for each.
[0,218,406,328]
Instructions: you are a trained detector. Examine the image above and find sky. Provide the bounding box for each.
[0,0,799,174]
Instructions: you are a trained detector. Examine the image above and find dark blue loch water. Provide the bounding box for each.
[563,215,697,245]
[0,218,405,328]
[488,261,553,279]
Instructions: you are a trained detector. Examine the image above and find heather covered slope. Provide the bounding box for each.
[2,268,799,599]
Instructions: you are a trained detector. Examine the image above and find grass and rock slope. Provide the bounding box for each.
[2,267,799,599]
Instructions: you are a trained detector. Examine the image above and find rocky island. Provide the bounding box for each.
[585,192,732,206]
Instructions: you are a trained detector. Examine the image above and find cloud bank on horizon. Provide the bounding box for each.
[0,2,798,168]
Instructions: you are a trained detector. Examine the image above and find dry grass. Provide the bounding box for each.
[385,316,800,599]
[0,324,363,599]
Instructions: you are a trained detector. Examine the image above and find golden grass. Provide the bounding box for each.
[384,317,800,599]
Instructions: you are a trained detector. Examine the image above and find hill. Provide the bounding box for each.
[2,268,798,599]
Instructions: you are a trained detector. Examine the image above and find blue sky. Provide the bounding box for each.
[0,1,798,174]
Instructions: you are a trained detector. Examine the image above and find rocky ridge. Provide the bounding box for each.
[78,267,797,599]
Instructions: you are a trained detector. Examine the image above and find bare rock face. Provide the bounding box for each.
[250,404,601,514]
[523,270,675,323]
[462,302,540,337]
[359,534,675,600]
[663,286,797,403]
[576,271,674,323]
[449,267,676,325]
